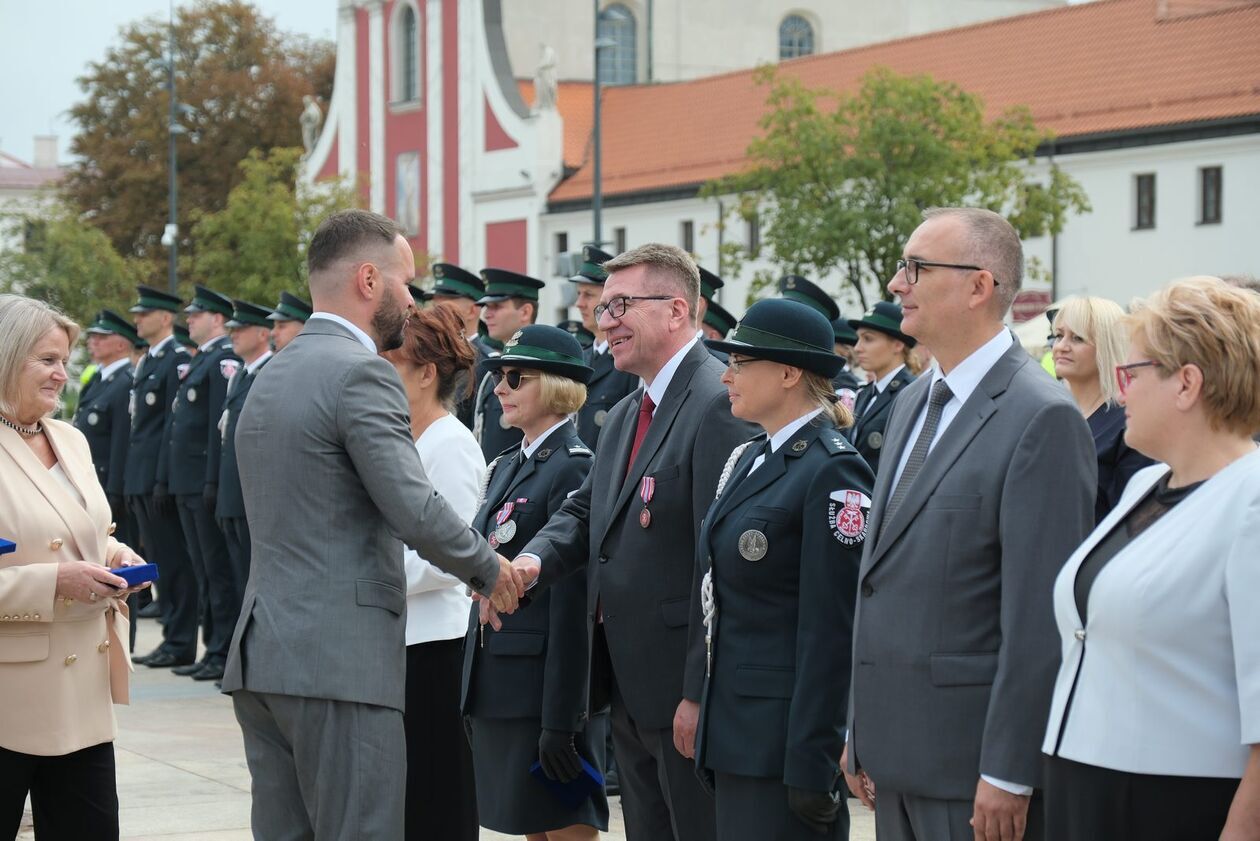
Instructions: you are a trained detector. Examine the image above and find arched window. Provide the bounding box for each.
[394,3,420,103]
[598,4,637,86]
[779,14,815,60]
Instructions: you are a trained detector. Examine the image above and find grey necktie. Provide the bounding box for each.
[879,379,954,542]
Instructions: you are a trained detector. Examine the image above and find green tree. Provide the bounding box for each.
[63,0,335,286]
[190,146,360,303]
[0,208,143,330]
[704,66,1090,308]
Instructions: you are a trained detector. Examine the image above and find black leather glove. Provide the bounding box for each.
[538,729,582,782]
[788,786,841,835]
[203,482,218,516]
[151,483,172,515]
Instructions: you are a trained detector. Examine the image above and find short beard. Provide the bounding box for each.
[372,295,408,352]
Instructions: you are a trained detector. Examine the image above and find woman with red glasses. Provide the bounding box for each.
[459,324,609,841]
[1041,276,1260,841]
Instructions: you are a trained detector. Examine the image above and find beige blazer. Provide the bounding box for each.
[0,418,132,757]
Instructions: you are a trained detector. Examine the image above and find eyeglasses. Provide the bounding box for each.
[725,356,772,375]
[490,369,539,390]
[1114,360,1160,396]
[593,295,674,321]
[896,258,991,286]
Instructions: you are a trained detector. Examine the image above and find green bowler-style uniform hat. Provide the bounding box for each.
[703,299,737,338]
[226,300,273,329]
[478,268,546,304]
[129,284,183,313]
[267,292,312,323]
[86,309,142,346]
[173,323,197,350]
[705,298,843,378]
[485,324,594,384]
[569,245,613,285]
[697,266,725,303]
[184,285,234,318]
[778,275,840,322]
[848,300,917,348]
[831,316,858,347]
[432,263,486,301]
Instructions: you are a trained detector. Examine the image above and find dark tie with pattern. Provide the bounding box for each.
[879,379,954,542]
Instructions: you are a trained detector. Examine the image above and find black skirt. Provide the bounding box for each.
[1043,755,1239,841]
[468,714,609,835]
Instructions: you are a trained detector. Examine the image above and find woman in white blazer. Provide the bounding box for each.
[1042,277,1260,841]
[0,295,149,841]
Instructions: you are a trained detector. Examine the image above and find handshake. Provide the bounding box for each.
[477,554,542,628]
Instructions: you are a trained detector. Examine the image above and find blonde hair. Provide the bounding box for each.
[602,243,701,320]
[0,294,80,417]
[1053,296,1128,405]
[803,371,854,429]
[1124,276,1260,437]
[537,371,588,416]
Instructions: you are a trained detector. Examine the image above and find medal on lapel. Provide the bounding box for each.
[639,476,655,528]
[491,498,525,546]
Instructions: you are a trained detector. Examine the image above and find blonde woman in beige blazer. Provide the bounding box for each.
[0,294,149,841]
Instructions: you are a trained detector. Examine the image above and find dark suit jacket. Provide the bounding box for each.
[523,341,756,729]
[696,420,873,792]
[74,363,132,497]
[162,335,239,496]
[216,356,270,520]
[461,421,594,731]
[845,366,915,475]
[124,338,189,497]
[846,337,1095,799]
[575,347,639,449]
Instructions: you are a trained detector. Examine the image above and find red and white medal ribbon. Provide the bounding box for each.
[639,476,656,528]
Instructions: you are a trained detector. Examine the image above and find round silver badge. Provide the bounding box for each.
[868,431,883,450]
[187,388,197,403]
[594,409,607,427]
[738,529,768,561]
[144,392,157,406]
[87,412,99,426]
[495,520,517,544]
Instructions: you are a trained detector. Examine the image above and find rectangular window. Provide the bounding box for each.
[747,213,760,252]
[555,232,568,254]
[1134,173,1156,230]
[614,226,627,254]
[1199,166,1222,225]
[681,220,694,254]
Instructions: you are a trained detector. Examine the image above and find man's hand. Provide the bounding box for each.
[487,553,523,614]
[673,698,700,758]
[841,743,875,810]
[512,555,541,589]
[971,777,1030,841]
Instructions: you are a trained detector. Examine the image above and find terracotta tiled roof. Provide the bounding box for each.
[517,79,595,170]
[550,0,1260,203]
[0,151,64,191]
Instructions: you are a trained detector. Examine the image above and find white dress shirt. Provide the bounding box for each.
[97,357,132,382]
[244,350,272,375]
[402,414,486,645]
[522,418,569,458]
[748,409,823,474]
[146,334,176,359]
[309,312,377,353]
[642,335,700,408]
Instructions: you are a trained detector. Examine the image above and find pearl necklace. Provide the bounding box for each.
[0,414,42,437]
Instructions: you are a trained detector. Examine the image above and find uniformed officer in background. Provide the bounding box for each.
[559,319,595,348]
[429,263,491,428]
[700,299,737,343]
[696,266,729,362]
[266,291,311,351]
[163,285,241,682]
[778,274,839,324]
[845,301,916,475]
[570,246,638,449]
[830,317,862,411]
[126,286,198,668]
[173,322,198,353]
[473,268,545,460]
[216,300,274,672]
[697,298,874,840]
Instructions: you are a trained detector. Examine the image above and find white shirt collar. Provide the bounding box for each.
[643,335,699,408]
[147,334,175,358]
[768,408,824,453]
[873,364,907,394]
[521,418,569,459]
[198,334,227,353]
[594,339,609,355]
[245,350,273,375]
[98,357,132,381]
[309,312,377,354]
[932,328,1014,405]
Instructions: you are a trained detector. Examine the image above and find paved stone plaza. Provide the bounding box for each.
[19,620,874,840]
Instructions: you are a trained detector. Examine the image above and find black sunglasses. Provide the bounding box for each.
[490,369,539,390]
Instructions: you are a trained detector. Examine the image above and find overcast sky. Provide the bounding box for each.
[0,0,336,164]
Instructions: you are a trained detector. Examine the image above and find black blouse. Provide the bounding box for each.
[1087,403,1155,524]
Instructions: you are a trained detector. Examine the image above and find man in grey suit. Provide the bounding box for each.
[222,210,523,840]
[841,208,1096,841]
[495,243,754,841]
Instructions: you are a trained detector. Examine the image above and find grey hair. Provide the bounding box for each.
[602,243,701,320]
[0,294,80,417]
[923,207,1024,317]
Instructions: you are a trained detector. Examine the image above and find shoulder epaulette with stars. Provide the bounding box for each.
[567,444,593,458]
[820,433,852,455]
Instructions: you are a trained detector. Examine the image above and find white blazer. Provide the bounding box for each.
[1042,448,1260,778]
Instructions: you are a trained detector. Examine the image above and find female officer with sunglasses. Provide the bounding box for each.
[459,324,609,841]
[695,298,875,840]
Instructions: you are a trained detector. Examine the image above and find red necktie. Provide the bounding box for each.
[626,393,656,472]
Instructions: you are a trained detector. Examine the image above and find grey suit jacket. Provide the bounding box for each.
[846,337,1095,799]
[221,318,500,711]
[524,341,756,729]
